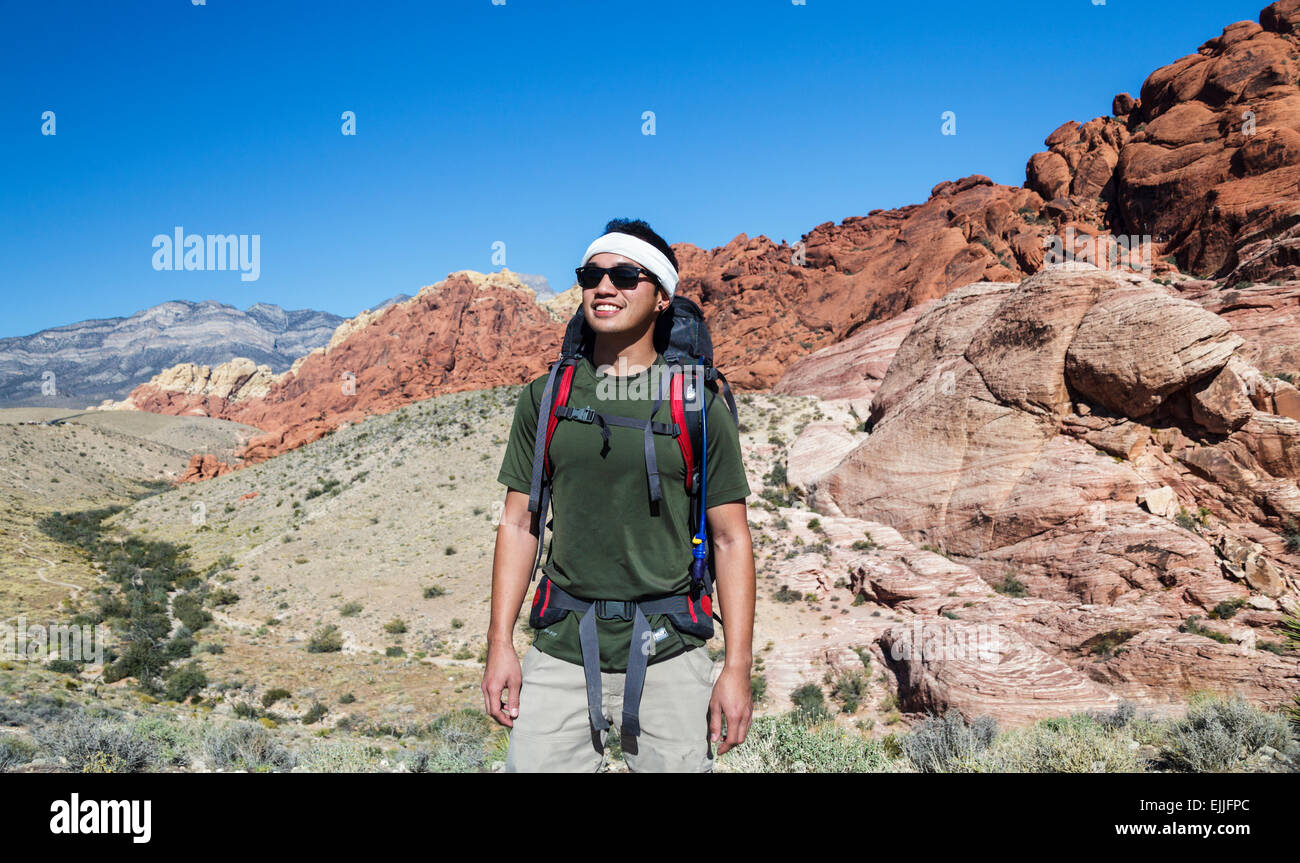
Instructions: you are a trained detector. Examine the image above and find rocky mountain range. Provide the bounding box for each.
[0,299,347,409]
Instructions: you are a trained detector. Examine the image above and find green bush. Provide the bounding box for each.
[772,586,801,604]
[992,573,1027,598]
[829,670,868,714]
[790,684,830,725]
[163,661,206,702]
[172,592,212,632]
[261,688,291,708]
[307,625,344,653]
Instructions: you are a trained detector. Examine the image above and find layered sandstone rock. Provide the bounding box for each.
[107,357,280,415]
[785,264,1300,713]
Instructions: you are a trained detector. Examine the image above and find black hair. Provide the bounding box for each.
[601,217,679,274]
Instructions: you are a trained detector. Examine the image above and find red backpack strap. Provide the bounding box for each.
[544,364,576,478]
[669,370,695,492]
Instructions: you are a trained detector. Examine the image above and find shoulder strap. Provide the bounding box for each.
[525,360,576,582]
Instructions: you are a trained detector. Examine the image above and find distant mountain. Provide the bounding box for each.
[513,273,555,303]
[0,299,345,408]
[370,293,412,312]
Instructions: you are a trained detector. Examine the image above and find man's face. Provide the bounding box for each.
[581,252,669,337]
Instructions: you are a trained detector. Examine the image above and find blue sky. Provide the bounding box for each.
[0,0,1268,338]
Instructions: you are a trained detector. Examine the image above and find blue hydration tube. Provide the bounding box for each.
[690,372,709,583]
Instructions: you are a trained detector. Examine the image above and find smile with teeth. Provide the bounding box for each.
[592,303,622,315]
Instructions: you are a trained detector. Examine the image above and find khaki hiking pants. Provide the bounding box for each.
[504,644,716,773]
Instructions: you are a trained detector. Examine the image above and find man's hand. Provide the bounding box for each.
[708,664,752,755]
[482,640,522,728]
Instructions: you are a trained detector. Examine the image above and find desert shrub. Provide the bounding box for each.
[202,721,296,771]
[261,688,291,708]
[206,587,240,607]
[972,713,1145,773]
[301,702,328,725]
[0,736,38,771]
[423,586,446,599]
[163,628,195,659]
[35,715,158,773]
[903,709,997,773]
[1284,519,1300,553]
[750,673,767,703]
[307,625,344,653]
[1210,599,1246,620]
[298,740,385,773]
[44,659,82,675]
[772,586,801,604]
[829,670,868,714]
[383,618,407,635]
[1087,699,1137,730]
[1160,694,1291,772]
[339,601,363,617]
[130,716,198,766]
[790,684,830,725]
[415,709,495,773]
[102,637,170,691]
[1180,615,1233,643]
[172,592,212,632]
[992,573,1027,597]
[163,661,206,702]
[718,714,904,773]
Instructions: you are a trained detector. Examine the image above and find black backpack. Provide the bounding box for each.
[524,295,739,633]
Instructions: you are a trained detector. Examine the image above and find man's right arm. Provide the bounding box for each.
[488,489,539,648]
[482,489,539,727]
[482,378,544,726]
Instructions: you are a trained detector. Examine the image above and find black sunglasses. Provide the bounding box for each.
[575,264,660,290]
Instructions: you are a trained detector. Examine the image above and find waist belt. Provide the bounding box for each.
[534,579,702,738]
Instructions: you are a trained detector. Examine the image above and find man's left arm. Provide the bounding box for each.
[706,499,754,755]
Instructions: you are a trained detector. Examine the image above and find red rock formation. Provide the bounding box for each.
[679,176,1048,388]
[1026,1,1300,281]
[178,453,234,483]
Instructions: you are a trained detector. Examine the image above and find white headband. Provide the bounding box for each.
[580,231,678,298]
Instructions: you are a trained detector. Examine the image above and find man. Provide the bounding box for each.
[482,218,755,772]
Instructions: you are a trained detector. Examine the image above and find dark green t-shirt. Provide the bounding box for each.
[497,352,750,671]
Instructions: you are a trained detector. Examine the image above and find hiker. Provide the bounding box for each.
[482,218,756,772]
